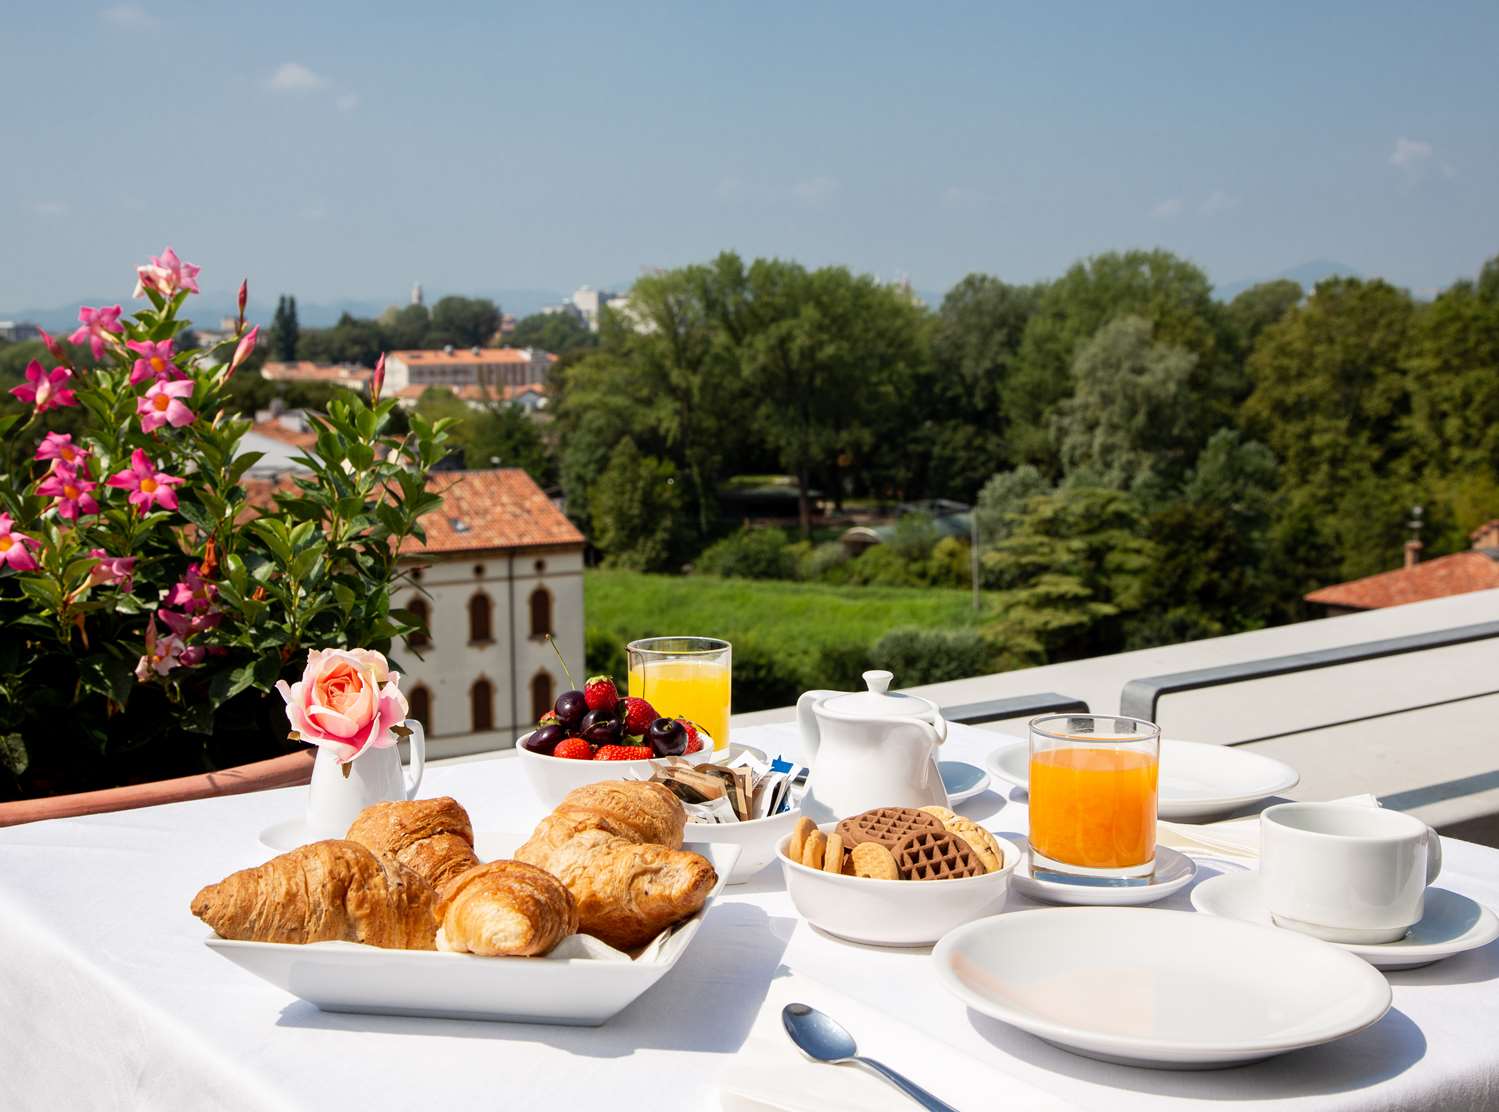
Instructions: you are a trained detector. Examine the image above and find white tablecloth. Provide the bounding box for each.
[2,722,1497,1112]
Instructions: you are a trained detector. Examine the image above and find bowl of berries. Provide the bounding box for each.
[516,675,714,806]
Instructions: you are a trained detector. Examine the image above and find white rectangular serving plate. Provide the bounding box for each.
[204,835,739,1026]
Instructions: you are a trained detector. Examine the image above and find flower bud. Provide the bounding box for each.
[371,352,386,403]
[237,280,248,330]
[226,324,259,381]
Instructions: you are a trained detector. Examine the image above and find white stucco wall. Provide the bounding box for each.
[392,545,585,759]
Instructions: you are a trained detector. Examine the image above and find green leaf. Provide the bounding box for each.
[0,733,27,778]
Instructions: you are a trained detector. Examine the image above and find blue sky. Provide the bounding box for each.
[3,1,1496,312]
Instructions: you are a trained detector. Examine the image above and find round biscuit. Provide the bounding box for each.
[919,805,960,826]
[801,830,828,869]
[823,832,845,874]
[850,841,900,880]
[947,818,1005,873]
[787,816,814,862]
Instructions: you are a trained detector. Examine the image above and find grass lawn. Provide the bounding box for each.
[585,569,986,708]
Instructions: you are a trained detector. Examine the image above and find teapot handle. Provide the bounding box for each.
[401,720,426,799]
[796,690,838,763]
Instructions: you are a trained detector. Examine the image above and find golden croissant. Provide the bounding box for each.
[191,840,438,950]
[346,796,479,893]
[516,780,715,950]
[436,860,578,956]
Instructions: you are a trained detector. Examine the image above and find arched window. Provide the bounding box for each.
[528,586,552,639]
[406,597,430,648]
[468,592,493,644]
[408,685,432,734]
[530,670,554,723]
[470,678,494,733]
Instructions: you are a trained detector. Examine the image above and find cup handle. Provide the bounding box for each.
[1424,822,1443,885]
[402,720,425,800]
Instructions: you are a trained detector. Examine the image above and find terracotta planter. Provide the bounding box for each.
[0,750,315,828]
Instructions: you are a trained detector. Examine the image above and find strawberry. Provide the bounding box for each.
[552,736,594,760]
[621,696,658,736]
[593,744,653,761]
[583,675,620,714]
[677,718,704,754]
[538,710,560,727]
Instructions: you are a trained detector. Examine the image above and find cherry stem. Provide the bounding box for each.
[546,634,576,690]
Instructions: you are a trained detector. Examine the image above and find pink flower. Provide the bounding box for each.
[370,352,385,403]
[37,465,99,521]
[105,448,184,513]
[226,324,259,381]
[134,615,185,680]
[39,328,69,366]
[134,246,201,299]
[160,608,220,638]
[237,280,248,330]
[9,361,78,413]
[137,378,195,432]
[276,648,410,764]
[35,432,89,469]
[68,305,124,360]
[89,549,136,593]
[0,514,39,573]
[126,339,183,386]
[165,563,216,614]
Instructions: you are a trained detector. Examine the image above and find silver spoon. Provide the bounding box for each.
[782,1003,961,1112]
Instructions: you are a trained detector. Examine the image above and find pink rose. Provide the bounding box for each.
[276,648,409,763]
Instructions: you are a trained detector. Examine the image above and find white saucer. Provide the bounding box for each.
[1191,871,1499,970]
[933,907,1391,1068]
[940,761,991,805]
[987,737,1300,821]
[259,818,323,851]
[1009,840,1196,906]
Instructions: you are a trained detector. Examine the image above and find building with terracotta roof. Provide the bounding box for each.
[395,469,586,757]
[384,347,556,394]
[1305,520,1499,615]
[260,360,371,387]
[393,381,548,414]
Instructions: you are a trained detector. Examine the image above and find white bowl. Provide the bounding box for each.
[515,731,712,807]
[687,807,803,884]
[778,822,1019,946]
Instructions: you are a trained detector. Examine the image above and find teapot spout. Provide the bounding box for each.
[796,690,837,763]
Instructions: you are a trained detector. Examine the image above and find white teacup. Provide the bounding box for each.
[1260,801,1442,944]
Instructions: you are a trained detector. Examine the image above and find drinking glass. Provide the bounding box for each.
[1028,714,1160,883]
[626,637,732,752]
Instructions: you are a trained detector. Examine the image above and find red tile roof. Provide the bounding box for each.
[249,419,318,449]
[261,361,371,383]
[403,469,584,556]
[1304,551,1499,610]
[389,348,557,366]
[395,382,547,403]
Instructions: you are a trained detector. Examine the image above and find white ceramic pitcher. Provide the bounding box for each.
[797,670,949,824]
[305,721,426,839]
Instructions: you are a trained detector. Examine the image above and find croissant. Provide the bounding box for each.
[191,840,438,950]
[516,780,715,950]
[346,796,479,893]
[436,860,578,956]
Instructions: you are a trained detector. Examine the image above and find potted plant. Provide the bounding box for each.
[0,248,452,807]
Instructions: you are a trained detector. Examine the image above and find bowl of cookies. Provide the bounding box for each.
[777,805,1018,946]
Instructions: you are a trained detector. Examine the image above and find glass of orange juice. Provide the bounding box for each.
[1028,714,1160,883]
[626,637,731,752]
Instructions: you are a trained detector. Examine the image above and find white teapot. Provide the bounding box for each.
[797,670,949,824]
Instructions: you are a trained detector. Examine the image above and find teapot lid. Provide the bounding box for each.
[821,670,938,720]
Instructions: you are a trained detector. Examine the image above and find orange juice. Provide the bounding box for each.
[1029,747,1158,869]
[627,658,730,751]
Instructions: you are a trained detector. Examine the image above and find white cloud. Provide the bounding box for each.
[940,185,988,210]
[1200,189,1239,216]
[35,201,69,217]
[266,62,329,93]
[100,4,157,29]
[1151,197,1182,221]
[1390,137,1432,168]
[335,92,360,113]
[791,176,840,205]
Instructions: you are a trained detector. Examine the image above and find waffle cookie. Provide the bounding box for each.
[892,829,985,880]
[835,807,944,851]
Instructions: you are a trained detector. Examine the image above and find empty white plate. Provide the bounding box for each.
[1191,872,1499,970]
[933,907,1390,1068]
[986,738,1300,821]
[1011,842,1197,907]
[940,761,991,805]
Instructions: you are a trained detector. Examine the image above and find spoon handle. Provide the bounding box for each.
[853,1056,961,1112]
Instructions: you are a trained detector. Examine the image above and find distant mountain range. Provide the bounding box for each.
[1213,260,1361,302]
[0,288,575,332]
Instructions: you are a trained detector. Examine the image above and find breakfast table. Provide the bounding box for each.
[2,721,1497,1112]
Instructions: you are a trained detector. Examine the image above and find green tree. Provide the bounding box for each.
[270,295,299,361]
[1226,279,1303,352]
[974,464,1052,547]
[1242,277,1418,579]
[589,438,685,571]
[510,311,598,354]
[1052,316,1201,496]
[1007,250,1231,470]
[427,296,501,348]
[379,303,432,350]
[300,312,384,367]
